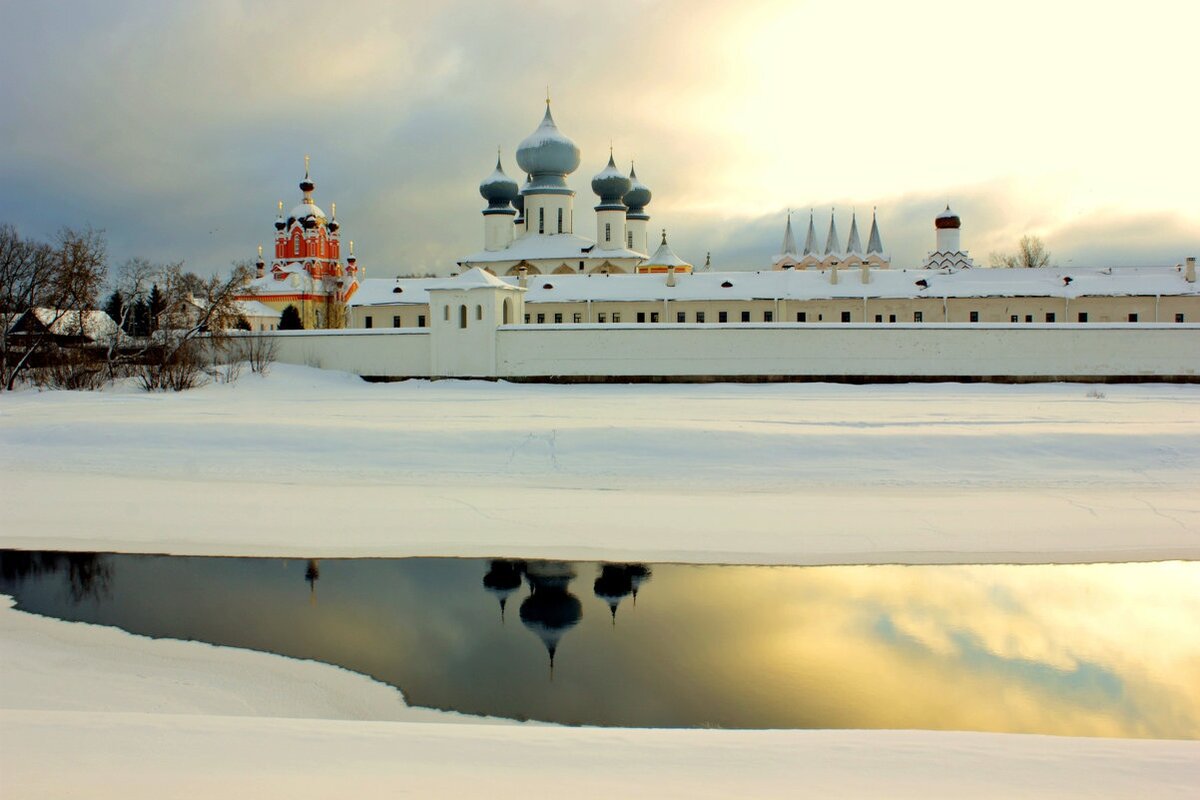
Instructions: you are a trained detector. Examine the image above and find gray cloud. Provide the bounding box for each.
[1,0,1196,282]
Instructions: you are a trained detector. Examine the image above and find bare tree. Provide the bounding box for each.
[990,235,1052,269]
[138,263,253,391]
[1,225,108,390]
[101,257,157,381]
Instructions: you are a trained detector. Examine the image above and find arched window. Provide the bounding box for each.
[459,305,467,329]
[443,305,450,321]
[476,305,483,321]
[293,237,300,256]
[503,298,512,324]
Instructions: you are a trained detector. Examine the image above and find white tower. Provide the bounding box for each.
[623,163,652,255]
[591,150,632,251]
[515,101,580,238]
[935,205,962,253]
[479,153,519,252]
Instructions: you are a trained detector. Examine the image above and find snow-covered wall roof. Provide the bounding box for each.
[350,266,1199,307]
[459,233,644,264]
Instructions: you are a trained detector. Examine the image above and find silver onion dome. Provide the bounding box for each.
[515,104,580,196]
[591,152,632,209]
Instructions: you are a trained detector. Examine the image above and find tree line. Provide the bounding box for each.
[1,222,266,391]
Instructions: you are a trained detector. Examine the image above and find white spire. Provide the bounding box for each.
[867,207,884,255]
[845,210,863,256]
[824,210,840,256]
[780,210,797,256]
[802,210,820,255]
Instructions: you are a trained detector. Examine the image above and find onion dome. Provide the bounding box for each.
[936,205,961,229]
[593,565,634,623]
[483,559,525,622]
[623,163,652,220]
[299,155,315,194]
[255,244,265,267]
[591,151,632,209]
[274,200,286,231]
[479,154,519,214]
[515,103,580,195]
[327,202,340,233]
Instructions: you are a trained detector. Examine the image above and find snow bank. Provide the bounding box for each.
[2,365,1198,563]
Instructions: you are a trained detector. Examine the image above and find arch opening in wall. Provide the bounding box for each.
[459,305,467,329]
[443,305,450,321]
[476,305,483,321]
[503,297,512,324]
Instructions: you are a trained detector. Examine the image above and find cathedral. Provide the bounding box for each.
[457,100,682,276]
[237,158,360,329]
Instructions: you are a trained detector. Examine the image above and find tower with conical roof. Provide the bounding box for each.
[772,210,800,269]
[515,99,581,239]
[480,152,519,252]
[845,211,863,258]
[592,150,632,252]
[638,230,693,275]
[824,210,842,260]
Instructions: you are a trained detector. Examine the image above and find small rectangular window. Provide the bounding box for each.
[740,311,750,322]
[579,261,584,270]
[676,311,686,323]
[1010,315,1019,323]
[1176,313,1185,323]
[889,314,896,323]
[557,208,563,233]
[573,313,582,323]
[764,311,773,322]
[365,316,373,329]
[537,313,545,324]
[969,311,979,322]
[539,208,545,234]
[796,312,806,322]
[605,222,611,242]
[554,313,563,324]
[1078,312,1088,323]
[637,312,646,323]
[718,311,728,323]
[841,311,851,323]
[612,312,621,323]
[1025,315,1033,323]
[1128,313,1138,323]
[444,306,450,321]
[1045,312,1056,323]
[393,316,400,328]
[627,232,633,248]
[523,314,530,324]
[598,313,607,323]
[418,315,426,327]
[696,311,706,323]
[874,314,882,323]
[913,311,923,323]
[650,312,659,323]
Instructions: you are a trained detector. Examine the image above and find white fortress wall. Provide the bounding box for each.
[233,329,431,376]
[494,324,1200,379]
[230,324,1200,380]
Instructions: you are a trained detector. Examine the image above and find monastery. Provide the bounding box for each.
[240,102,1199,334]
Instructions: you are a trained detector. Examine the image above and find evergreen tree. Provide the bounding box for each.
[278,305,303,330]
[103,291,125,330]
[147,284,165,333]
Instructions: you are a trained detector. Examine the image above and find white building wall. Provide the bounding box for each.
[229,324,1200,381]
[495,324,1200,379]
[523,194,573,235]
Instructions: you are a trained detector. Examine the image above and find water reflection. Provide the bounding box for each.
[1,549,1197,737]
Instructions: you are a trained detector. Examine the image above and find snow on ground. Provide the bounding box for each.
[2,366,1199,796]
[1,364,1198,563]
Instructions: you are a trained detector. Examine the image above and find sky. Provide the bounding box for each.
[0,0,1197,278]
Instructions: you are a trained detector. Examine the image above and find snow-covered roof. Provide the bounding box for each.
[233,299,282,318]
[845,213,863,255]
[430,266,520,291]
[349,277,446,307]
[641,234,692,269]
[460,233,645,264]
[351,266,1199,307]
[24,308,119,339]
[802,213,820,256]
